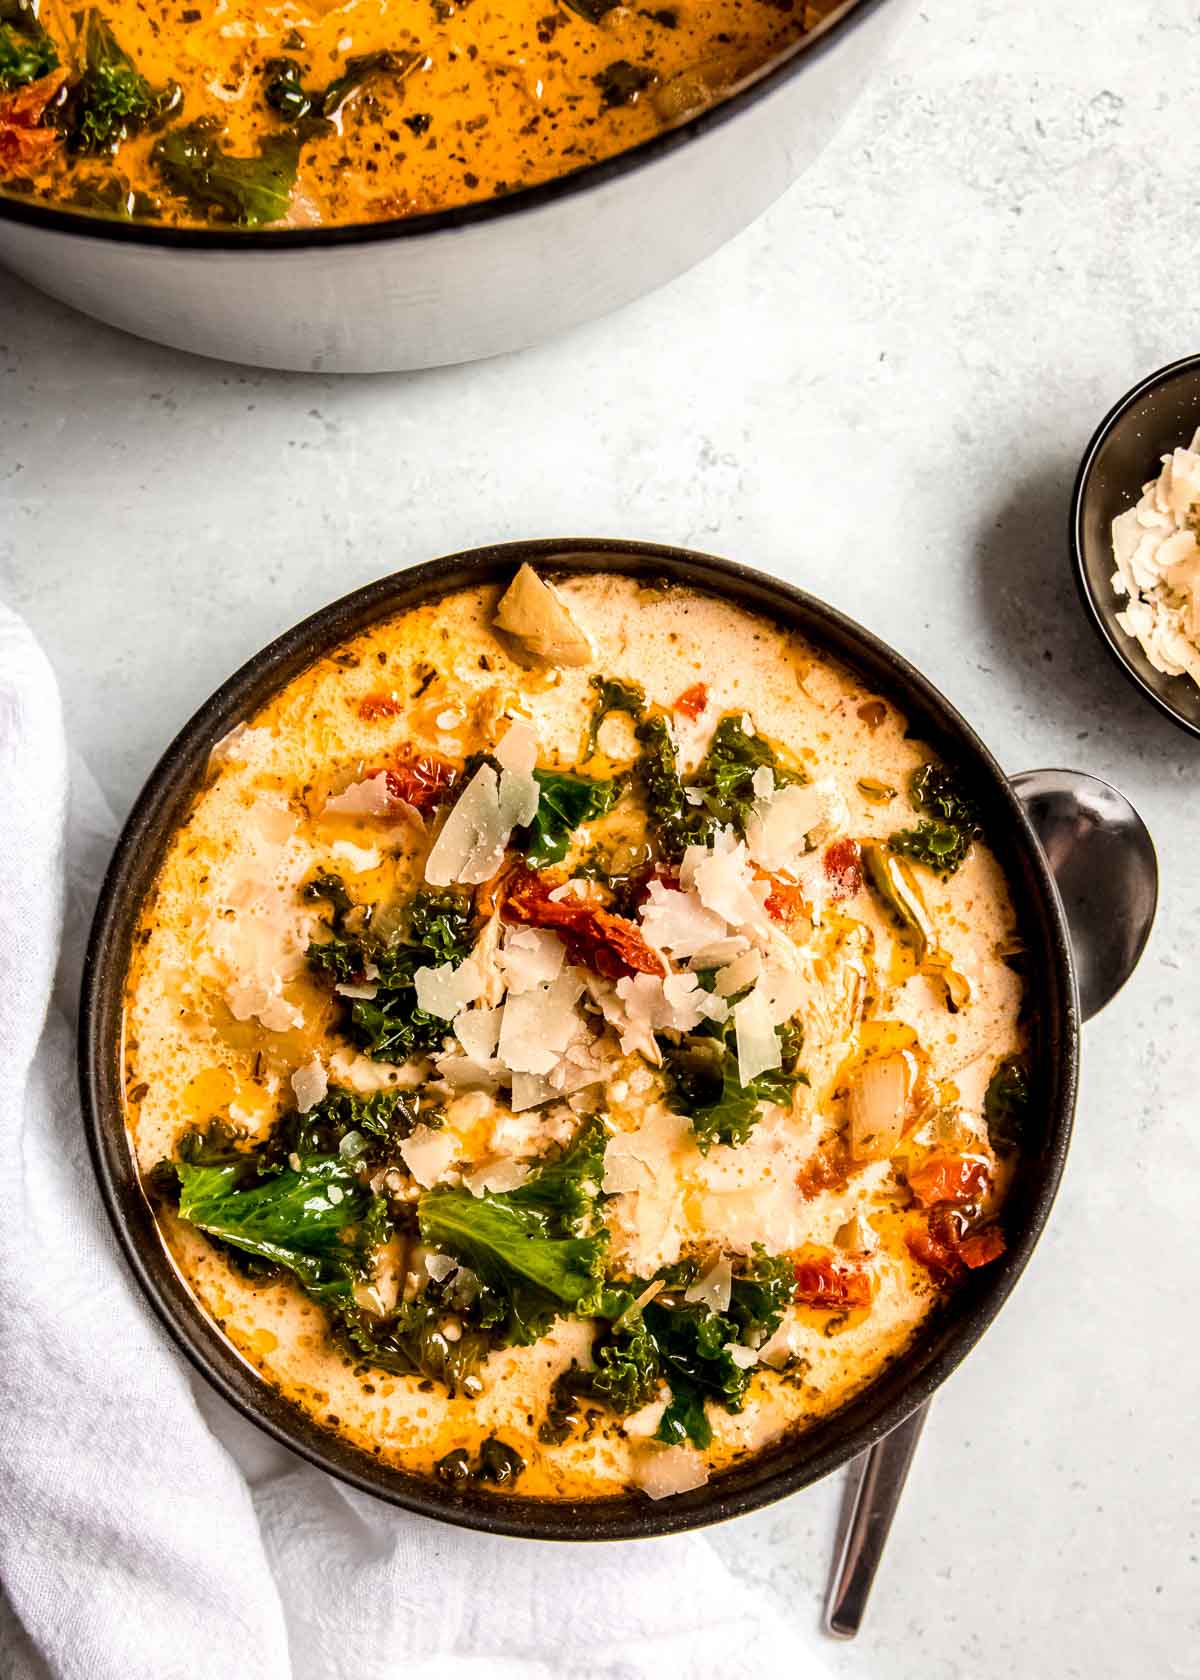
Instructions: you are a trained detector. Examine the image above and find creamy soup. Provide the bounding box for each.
[125,568,1029,1502]
[0,0,838,228]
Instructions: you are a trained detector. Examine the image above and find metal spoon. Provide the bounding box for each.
[824,769,1158,1639]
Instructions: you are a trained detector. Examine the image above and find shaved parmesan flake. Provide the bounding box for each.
[454,1005,502,1061]
[433,1054,504,1091]
[424,763,538,886]
[684,1255,732,1313]
[634,1445,709,1500]
[715,949,763,997]
[746,779,849,872]
[1111,431,1200,686]
[290,1055,328,1113]
[335,980,379,1000]
[638,880,727,959]
[685,832,773,936]
[734,986,781,1086]
[464,1157,532,1196]
[498,970,585,1076]
[499,927,565,994]
[615,970,726,1039]
[424,1252,457,1282]
[228,982,304,1034]
[494,717,539,776]
[414,958,484,1021]
[400,1125,458,1187]
[325,773,414,820]
[751,766,775,800]
[726,1342,759,1370]
[509,1071,557,1110]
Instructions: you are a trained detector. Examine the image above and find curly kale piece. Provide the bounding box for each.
[660,1015,806,1152]
[67,10,179,155]
[542,1249,794,1450]
[0,10,57,92]
[636,711,802,864]
[889,764,982,878]
[417,1121,610,1347]
[151,118,299,227]
[306,877,475,1063]
[587,673,646,752]
[984,1054,1030,1157]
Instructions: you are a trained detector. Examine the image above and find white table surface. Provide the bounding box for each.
[3,0,1198,1674]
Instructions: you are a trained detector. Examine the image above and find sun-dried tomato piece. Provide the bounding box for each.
[368,748,460,812]
[0,71,66,176]
[906,1206,1005,1284]
[502,865,665,980]
[823,838,864,901]
[759,871,807,923]
[907,1154,991,1209]
[357,692,405,721]
[958,1225,1006,1269]
[795,1145,852,1200]
[673,682,709,720]
[793,1254,872,1311]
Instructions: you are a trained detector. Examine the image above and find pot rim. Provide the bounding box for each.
[1,0,892,253]
[79,537,1079,1541]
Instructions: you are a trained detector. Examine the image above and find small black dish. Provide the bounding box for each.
[1072,353,1200,740]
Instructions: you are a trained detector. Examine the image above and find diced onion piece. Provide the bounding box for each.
[493,565,594,667]
[290,1055,327,1113]
[684,1256,732,1314]
[846,1052,911,1162]
[734,986,781,1087]
[634,1445,710,1500]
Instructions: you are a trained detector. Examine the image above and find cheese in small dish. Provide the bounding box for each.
[125,567,1029,1503]
[1111,429,1200,689]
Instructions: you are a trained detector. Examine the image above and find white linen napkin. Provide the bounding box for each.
[0,603,829,1680]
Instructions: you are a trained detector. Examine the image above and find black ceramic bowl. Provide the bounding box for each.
[1072,354,1200,741]
[79,539,1079,1541]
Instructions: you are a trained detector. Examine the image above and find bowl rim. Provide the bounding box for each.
[0,0,892,252]
[1070,351,1200,743]
[79,537,1079,1541]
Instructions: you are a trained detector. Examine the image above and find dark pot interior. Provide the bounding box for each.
[79,538,1079,1541]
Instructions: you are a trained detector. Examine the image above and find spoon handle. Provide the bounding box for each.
[824,1402,928,1638]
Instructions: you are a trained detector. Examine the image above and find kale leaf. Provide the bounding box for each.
[889,764,982,878]
[984,1054,1030,1156]
[541,1249,794,1449]
[417,1121,609,1346]
[587,674,645,752]
[660,1015,805,1151]
[636,711,801,863]
[0,15,56,92]
[68,10,179,155]
[263,49,422,131]
[515,769,619,868]
[151,118,299,227]
[306,878,475,1063]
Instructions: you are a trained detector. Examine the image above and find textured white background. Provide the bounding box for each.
[2,0,1199,1675]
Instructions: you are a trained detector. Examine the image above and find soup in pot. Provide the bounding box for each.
[1,0,840,227]
[125,568,1030,1502]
